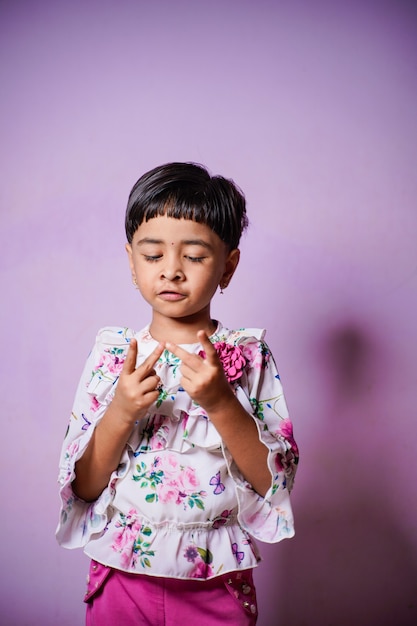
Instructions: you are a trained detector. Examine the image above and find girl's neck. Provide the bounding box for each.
[149,314,217,344]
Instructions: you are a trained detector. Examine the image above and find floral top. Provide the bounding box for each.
[56,322,298,580]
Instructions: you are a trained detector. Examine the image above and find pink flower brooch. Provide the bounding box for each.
[200,341,247,383]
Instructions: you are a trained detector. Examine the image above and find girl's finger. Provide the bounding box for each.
[137,342,165,380]
[121,338,138,375]
[165,342,190,363]
[197,331,218,364]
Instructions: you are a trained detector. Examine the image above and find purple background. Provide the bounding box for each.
[1,1,416,624]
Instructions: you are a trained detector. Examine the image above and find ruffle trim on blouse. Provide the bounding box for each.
[83,509,262,581]
[56,408,116,548]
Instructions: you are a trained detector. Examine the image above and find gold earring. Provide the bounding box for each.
[133,277,138,289]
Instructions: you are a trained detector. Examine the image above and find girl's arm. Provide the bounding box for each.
[73,339,164,502]
[166,332,271,496]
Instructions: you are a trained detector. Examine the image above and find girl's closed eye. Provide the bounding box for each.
[144,254,162,262]
[185,255,205,263]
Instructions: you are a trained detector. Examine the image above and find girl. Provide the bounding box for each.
[57,162,298,626]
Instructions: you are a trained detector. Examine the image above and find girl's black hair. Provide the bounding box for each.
[125,162,248,249]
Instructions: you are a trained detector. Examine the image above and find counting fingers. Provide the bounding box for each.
[137,342,165,380]
[113,339,165,422]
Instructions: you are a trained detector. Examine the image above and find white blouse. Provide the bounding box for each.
[56,322,298,580]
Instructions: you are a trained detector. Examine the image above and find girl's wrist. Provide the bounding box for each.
[203,389,240,421]
[104,400,139,430]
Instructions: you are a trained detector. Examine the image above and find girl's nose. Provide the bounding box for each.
[161,268,184,281]
[161,257,185,281]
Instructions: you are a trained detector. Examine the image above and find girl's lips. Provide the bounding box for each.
[158,291,186,301]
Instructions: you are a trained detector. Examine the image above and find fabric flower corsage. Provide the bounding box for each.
[200,342,247,383]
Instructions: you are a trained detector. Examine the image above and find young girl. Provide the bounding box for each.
[56,162,298,626]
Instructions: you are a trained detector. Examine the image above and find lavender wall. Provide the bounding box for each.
[1,1,416,624]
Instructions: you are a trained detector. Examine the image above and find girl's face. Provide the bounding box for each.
[126,214,239,337]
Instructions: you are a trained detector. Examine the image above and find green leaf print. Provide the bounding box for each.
[156,389,168,408]
[197,547,213,564]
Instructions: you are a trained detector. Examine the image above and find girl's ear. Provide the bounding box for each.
[220,248,240,290]
[125,242,135,276]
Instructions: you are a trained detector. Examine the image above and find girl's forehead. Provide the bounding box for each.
[132,214,223,246]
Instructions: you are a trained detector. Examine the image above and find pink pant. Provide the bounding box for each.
[84,560,258,625]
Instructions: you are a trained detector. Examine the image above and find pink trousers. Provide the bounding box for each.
[84,560,258,626]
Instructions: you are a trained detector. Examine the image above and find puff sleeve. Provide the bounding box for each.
[222,329,299,543]
[55,327,133,548]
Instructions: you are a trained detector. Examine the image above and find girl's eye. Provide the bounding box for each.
[144,255,162,262]
[186,256,205,263]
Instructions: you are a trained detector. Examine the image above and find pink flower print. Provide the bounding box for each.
[134,455,207,510]
[90,396,100,413]
[276,419,299,455]
[66,440,79,460]
[145,415,169,451]
[112,510,142,567]
[158,453,179,475]
[101,349,126,376]
[274,419,299,474]
[157,483,178,504]
[199,342,246,383]
[178,465,199,491]
[112,509,156,570]
[190,560,214,579]
[242,342,270,370]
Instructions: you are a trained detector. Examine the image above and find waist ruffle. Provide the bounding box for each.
[84,510,261,580]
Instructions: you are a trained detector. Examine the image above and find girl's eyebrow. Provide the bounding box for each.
[136,237,163,246]
[136,237,213,250]
[182,239,213,250]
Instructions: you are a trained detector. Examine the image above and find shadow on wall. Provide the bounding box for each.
[266,322,417,626]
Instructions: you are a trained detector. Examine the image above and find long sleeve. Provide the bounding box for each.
[56,327,132,548]
[219,328,299,543]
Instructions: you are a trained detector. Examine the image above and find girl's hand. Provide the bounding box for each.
[111,338,164,424]
[167,331,271,496]
[166,331,234,412]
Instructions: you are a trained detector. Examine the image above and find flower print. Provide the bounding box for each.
[157,483,178,504]
[178,465,199,491]
[184,545,199,562]
[98,347,126,376]
[199,342,246,383]
[112,509,155,569]
[276,419,298,454]
[134,415,169,454]
[112,510,142,553]
[66,440,79,459]
[273,418,299,475]
[132,455,207,510]
[90,395,100,413]
[242,341,270,370]
[183,544,214,579]
[190,560,214,579]
[274,448,299,476]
